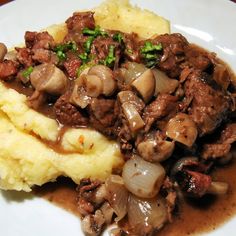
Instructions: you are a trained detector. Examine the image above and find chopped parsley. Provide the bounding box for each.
[113,33,123,44]
[84,36,94,53]
[22,66,33,78]
[56,51,66,61]
[54,41,77,61]
[79,52,89,64]
[103,45,116,67]
[140,41,162,67]
[82,26,108,37]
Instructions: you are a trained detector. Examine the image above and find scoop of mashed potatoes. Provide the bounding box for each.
[0,0,170,192]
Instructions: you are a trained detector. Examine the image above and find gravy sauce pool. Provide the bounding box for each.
[33,158,236,236]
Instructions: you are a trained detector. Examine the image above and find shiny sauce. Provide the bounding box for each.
[4,45,236,235]
[33,159,236,236]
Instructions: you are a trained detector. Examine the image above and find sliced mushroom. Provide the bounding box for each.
[117,90,145,112]
[166,113,198,147]
[132,69,155,103]
[84,74,103,97]
[152,69,179,95]
[122,102,145,132]
[30,63,68,95]
[70,83,91,108]
[137,139,175,163]
[0,43,7,62]
[88,65,116,96]
[122,62,147,85]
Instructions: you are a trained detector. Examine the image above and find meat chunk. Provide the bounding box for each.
[0,60,18,80]
[142,94,178,131]
[152,33,188,77]
[123,32,140,62]
[91,36,121,65]
[185,44,212,71]
[202,123,236,160]
[76,179,107,216]
[161,177,177,222]
[184,70,230,136]
[88,98,119,137]
[219,123,236,144]
[54,94,88,127]
[32,49,52,63]
[202,143,231,159]
[25,31,55,50]
[66,11,95,32]
[15,47,33,67]
[63,54,82,78]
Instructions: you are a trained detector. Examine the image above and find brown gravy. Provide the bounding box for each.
[3,44,236,235]
[34,158,236,236]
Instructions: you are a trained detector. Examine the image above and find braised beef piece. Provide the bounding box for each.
[88,98,120,137]
[24,31,56,64]
[66,11,95,33]
[161,177,177,222]
[63,52,82,78]
[185,44,213,71]
[184,70,231,136]
[202,123,236,160]
[123,32,141,62]
[151,33,188,78]
[54,93,88,127]
[91,36,121,64]
[25,31,55,50]
[32,48,54,64]
[117,120,134,156]
[143,94,178,132]
[15,47,33,67]
[0,60,18,80]
[76,178,103,215]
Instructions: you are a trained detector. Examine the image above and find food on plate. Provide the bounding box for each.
[0,0,235,235]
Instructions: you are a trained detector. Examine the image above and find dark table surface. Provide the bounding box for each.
[1,0,236,5]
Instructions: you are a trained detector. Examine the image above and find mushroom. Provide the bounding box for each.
[132,69,155,103]
[30,63,68,95]
[117,90,145,112]
[166,113,198,147]
[122,102,145,132]
[122,62,147,85]
[70,82,91,109]
[83,74,103,97]
[152,69,179,95]
[137,139,175,163]
[0,43,7,62]
[88,65,116,96]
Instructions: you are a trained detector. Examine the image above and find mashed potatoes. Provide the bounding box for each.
[0,0,170,192]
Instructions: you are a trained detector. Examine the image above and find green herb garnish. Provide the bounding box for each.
[103,45,116,67]
[22,66,33,78]
[54,41,77,61]
[140,41,162,68]
[140,41,162,53]
[82,26,108,37]
[84,36,94,53]
[79,52,89,64]
[113,33,123,44]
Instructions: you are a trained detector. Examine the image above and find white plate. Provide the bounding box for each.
[0,0,236,235]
